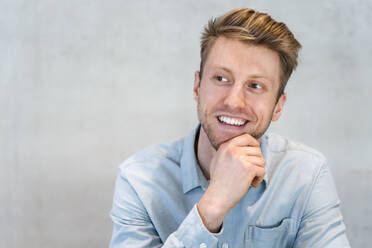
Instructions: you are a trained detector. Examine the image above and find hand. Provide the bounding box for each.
[197,133,266,232]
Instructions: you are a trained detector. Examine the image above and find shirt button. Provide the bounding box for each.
[200,243,207,248]
[222,243,228,248]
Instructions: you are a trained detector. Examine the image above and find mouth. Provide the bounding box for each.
[217,115,248,127]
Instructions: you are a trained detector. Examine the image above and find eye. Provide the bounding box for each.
[216,76,228,82]
[250,83,262,89]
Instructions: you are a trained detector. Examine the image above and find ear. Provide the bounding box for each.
[193,71,201,101]
[271,93,287,121]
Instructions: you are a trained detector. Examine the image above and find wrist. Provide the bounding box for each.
[197,192,228,233]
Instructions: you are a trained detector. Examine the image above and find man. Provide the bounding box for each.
[109,8,350,247]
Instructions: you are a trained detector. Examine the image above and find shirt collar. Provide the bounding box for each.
[180,125,270,194]
[180,125,209,194]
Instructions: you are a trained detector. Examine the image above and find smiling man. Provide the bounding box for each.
[109,8,350,248]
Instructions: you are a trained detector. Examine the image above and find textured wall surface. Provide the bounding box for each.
[1,0,371,247]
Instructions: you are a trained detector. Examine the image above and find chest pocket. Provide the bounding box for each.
[245,218,296,248]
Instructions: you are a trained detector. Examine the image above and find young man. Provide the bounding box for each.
[109,8,350,247]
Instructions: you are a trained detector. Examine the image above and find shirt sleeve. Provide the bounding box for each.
[293,164,351,248]
[109,173,219,248]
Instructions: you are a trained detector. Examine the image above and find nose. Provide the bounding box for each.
[223,83,246,110]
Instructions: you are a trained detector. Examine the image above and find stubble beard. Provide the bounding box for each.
[197,102,274,151]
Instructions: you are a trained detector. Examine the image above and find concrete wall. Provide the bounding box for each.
[1,0,371,247]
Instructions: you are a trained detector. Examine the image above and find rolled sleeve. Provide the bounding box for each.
[109,173,219,248]
[170,204,219,247]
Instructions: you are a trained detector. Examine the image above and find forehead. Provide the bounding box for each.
[205,37,281,84]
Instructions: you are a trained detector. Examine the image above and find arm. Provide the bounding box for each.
[197,134,266,232]
[293,164,351,248]
[109,173,219,248]
[109,133,265,247]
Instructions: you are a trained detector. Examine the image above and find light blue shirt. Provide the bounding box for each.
[109,125,350,247]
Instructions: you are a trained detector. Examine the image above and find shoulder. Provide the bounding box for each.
[266,133,327,163]
[118,137,185,185]
[265,133,328,184]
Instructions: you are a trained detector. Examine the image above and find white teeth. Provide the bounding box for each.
[218,116,246,126]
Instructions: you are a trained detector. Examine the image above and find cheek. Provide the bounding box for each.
[200,86,223,107]
[251,99,276,118]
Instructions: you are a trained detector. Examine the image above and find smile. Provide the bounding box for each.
[217,115,248,126]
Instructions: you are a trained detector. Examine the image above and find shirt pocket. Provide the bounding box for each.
[245,218,295,248]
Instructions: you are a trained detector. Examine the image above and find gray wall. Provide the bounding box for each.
[1,0,371,247]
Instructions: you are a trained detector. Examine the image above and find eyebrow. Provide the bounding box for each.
[218,67,233,74]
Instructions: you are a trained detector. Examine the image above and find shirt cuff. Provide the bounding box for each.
[174,204,219,247]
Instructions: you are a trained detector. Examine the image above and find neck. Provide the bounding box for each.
[195,126,216,180]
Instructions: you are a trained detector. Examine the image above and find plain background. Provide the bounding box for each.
[1,0,371,247]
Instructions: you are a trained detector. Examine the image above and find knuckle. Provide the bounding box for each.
[245,161,253,168]
[219,142,228,150]
[244,133,254,141]
[242,161,252,171]
[225,146,235,156]
[238,154,246,162]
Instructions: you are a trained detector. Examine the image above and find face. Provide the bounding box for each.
[194,37,287,150]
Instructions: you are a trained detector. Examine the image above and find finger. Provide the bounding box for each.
[227,133,260,147]
[243,156,266,167]
[250,167,266,187]
[239,146,263,157]
[251,176,262,187]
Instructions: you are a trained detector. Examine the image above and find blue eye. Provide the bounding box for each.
[216,76,228,82]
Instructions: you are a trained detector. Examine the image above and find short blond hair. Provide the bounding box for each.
[200,8,301,98]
